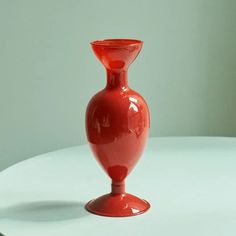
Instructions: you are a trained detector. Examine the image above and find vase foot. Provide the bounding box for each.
[85,193,150,217]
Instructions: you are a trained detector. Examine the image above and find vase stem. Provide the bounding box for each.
[111,180,125,194]
[106,70,128,90]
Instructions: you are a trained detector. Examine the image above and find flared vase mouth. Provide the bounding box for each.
[90,39,143,47]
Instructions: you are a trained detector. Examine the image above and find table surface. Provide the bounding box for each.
[0,137,236,236]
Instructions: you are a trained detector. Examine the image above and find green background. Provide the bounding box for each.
[1,0,236,170]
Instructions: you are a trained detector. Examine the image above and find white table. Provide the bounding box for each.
[0,137,235,236]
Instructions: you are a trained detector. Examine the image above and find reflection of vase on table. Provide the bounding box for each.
[85,39,150,217]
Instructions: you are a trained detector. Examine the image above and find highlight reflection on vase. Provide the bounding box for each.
[85,39,150,217]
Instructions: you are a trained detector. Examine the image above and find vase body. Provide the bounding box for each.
[85,39,150,217]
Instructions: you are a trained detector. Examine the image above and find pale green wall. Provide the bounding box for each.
[1,0,236,170]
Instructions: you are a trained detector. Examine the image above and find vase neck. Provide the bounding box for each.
[106,69,128,90]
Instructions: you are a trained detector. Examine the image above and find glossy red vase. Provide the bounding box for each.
[85,39,150,217]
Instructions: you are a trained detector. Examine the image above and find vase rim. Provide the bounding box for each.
[90,39,143,47]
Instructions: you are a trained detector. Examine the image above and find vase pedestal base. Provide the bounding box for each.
[85,193,150,217]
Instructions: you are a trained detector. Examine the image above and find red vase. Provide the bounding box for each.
[85,39,150,217]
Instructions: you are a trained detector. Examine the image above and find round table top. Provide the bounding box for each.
[0,137,236,236]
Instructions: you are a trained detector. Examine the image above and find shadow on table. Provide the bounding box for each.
[0,201,90,222]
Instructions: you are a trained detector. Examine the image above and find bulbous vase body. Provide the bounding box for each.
[86,85,149,182]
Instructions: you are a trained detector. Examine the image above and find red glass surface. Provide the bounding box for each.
[85,39,150,217]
